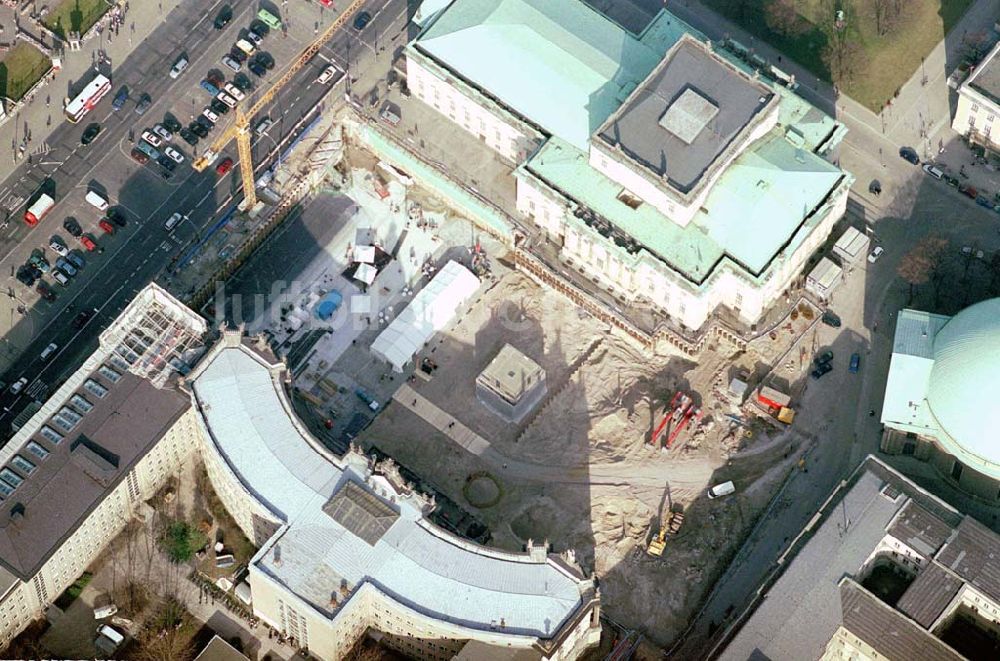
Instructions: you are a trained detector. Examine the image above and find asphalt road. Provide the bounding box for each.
[0,0,404,441]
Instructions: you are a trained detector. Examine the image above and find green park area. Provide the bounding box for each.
[42,0,111,40]
[0,43,52,101]
[703,0,973,111]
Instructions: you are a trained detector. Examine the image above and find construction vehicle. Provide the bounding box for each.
[649,390,701,448]
[192,0,366,211]
[646,509,685,556]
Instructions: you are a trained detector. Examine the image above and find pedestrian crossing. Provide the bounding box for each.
[26,380,47,401]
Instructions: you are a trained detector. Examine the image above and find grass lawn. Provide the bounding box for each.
[702,0,973,111]
[0,43,51,101]
[42,0,111,40]
[52,571,92,610]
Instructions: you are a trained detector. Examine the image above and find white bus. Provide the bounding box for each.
[64,74,112,123]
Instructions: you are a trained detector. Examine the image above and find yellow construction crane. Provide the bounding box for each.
[192,0,367,210]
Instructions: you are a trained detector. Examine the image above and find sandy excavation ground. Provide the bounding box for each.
[359,269,808,646]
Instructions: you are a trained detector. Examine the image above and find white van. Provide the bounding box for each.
[40,343,58,360]
[94,604,118,619]
[922,163,944,179]
[97,624,124,647]
[169,56,189,80]
[85,190,109,212]
[52,270,70,286]
[707,481,736,499]
[164,212,183,231]
[235,39,256,55]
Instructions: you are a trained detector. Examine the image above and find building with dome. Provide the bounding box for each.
[880,298,1000,500]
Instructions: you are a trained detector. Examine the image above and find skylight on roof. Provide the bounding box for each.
[659,88,718,144]
[109,355,131,373]
[0,468,23,487]
[0,481,12,498]
[99,365,122,383]
[26,441,49,460]
[39,426,64,445]
[11,455,35,475]
[70,394,94,413]
[84,379,109,398]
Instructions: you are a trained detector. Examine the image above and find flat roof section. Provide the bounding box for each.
[967,41,1000,106]
[524,134,842,283]
[477,344,545,403]
[0,372,189,579]
[598,36,773,192]
[413,0,682,150]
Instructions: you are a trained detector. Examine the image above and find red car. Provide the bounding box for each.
[80,234,97,252]
[99,219,115,235]
[216,157,234,175]
[130,148,149,165]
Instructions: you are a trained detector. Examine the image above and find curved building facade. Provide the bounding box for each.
[880,299,1000,500]
[187,330,601,660]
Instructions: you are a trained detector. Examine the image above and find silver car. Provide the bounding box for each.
[221,55,242,72]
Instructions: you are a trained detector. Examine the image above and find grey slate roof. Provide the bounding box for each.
[597,36,772,193]
[0,372,189,579]
[840,579,963,661]
[888,500,954,557]
[322,481,399,546]
[937,516,1000,604]
[896,562,963,629]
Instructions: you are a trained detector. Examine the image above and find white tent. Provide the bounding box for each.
[355,245,376,264]
[354,263,378,285]
[371,260,480,371]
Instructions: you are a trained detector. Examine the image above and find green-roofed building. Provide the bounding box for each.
[407,0,853,334]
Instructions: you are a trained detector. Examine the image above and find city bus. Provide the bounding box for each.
[257,8,282,30]
[64,74,112,123]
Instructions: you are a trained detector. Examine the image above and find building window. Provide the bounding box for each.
[616,189,642,209]
[734,292,743,309]
[970,116,977,129]
[989,114,996,123]
[973,103,980,113]
[951,461,964,481]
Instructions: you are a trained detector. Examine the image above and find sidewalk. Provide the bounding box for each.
[0,0,183,184]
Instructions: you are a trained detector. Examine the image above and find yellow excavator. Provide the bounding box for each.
[647,509,684,556]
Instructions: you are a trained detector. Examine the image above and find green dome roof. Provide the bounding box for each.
[927,298,1000,472]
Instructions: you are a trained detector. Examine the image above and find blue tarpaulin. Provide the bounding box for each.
[314,290,343,320]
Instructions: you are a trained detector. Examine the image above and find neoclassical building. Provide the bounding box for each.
[881,298,1000,501]
[189,330,602,660]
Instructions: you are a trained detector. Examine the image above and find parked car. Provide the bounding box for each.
[152,124,173,142]
[67,252,86,270]
[248,61,266,77]
[233,73,253,92]
[221,55,242,72]
[214,4,232,29]
[134,93,152,115]
[164,146,185,164]
[246,30,263,47]
[189,122,209,138]
[317,65,340,85]
[202,109,220,125]
[255,52,274,70]
[813,350,833,367]
[112,86,129,111]
[16,265,37,286]
[55,257,77,277]
[922,163,943,179]
[216,157,234,175]
[99,219,115,235]
[49,237,69,257]
[180,128,199,146]
[821,310,842,328]
[169,55,189,79]
[353,10,372,30]
[158,155,177,171]
[898,146,919,165]
[811,361,833,379]
[36,281,56,301]
[976,194,993,209]
[201,80,221,97]
[130,148,150,165]
[249,20,269,38]
[254,116,273,136]
[216,92,238,109]
[210,99,230,115]
[223,83,245,101]
[849,353,861,374]
[30,249,50,273]
[141,130,162,148]
[73,310,92,329]
[80,235,97,252]
[63,217,82,237]
[944,174,960,188]
[9,377,27,394]
[81,122,101,145]
[229,47,248,64]
[959,183,978,199]
[868,246,884,263]
[162,116,183,134]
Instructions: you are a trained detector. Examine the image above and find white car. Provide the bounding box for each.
[169,56,189,80]
[49,238,69,257]
[140,130,162,148]
[868,246,885,263]
[223,83,245,101]
[164,146,185,164]
[221,55,242,72]
[9,377,27,394]
[216,92,238,109]
[202,108,220,124]
[316,64,341,84]
[152,124,172,142]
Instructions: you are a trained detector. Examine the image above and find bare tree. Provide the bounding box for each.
[897,237,948,304]
[133,597,196,661]
[764,0,806,36]
[823,30,863,82]
[871,0,900,36]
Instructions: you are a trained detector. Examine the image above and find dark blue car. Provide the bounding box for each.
[849,353,861,373]
[111,87,129,111]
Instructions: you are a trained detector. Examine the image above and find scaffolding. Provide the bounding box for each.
[98,284,208,388]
